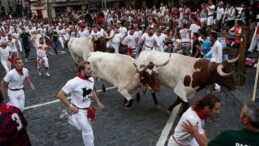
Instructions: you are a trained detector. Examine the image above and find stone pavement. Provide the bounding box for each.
[0,47,258,146]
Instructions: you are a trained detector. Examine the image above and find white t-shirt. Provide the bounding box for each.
[189,24,201,37]
[4,68,29,89]
[0,46,11,61]
[173,107,205,146]
[179,28,191,43]
[62,76,94,108]
[154,33,167,48]
[207,4,215,16]
[112,33,123,44]
[141,33,156,47]
[119,27,127,37]
[206,40,223,63]
[90,31,102,39]
[37,44,48,57]
[216,7,224,20]
[124,34,137,48]
[8,39,17,53]
[78,29,89,38]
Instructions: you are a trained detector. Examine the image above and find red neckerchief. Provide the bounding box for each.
[195,109,207,120]
[76,73,92,82]
[106,30,111,35]
[129,32,134,35]
[148,33,153,36]
[16,68,24,76]
[211,40,216,47]
[256,26,259,35]
[195,21,200,26]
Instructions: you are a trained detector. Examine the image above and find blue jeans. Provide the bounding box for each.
[53,40,59,54]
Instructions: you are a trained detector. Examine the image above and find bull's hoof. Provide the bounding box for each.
[124,99,133,108]
[135,93,141,104]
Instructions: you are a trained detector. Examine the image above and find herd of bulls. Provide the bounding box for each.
[68,37,238,114]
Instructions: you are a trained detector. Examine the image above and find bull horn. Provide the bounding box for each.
[155,53,171,67]
[217,64,233,77]
[227,54,239,63]
[133,63,145,73]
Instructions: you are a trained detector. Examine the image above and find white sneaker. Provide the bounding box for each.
[38,71,42,76]
[45,72,50,77]
[59,109,69,120]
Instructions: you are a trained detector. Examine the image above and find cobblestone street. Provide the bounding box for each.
[0,48,258,146]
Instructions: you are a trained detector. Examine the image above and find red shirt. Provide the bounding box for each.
[172,9,180,19]
[0,104,31,146]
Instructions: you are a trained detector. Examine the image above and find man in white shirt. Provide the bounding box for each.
[58,26,66,49]
[36,38,50,77]
[57,61,104,146]
[110,27,123,53]
[205,32,223,65]
[1,56,35,112]
[215,1,225,31]
[124,27,137,57]
[179,24,191,55]
[0,41,12,73]
[12,28,23,54]
[7,34,18,57]
[154,29,167,52]
[63,25,70,42]
[224,2,236,28]
[90,26,102,39]
[167,94,220,146]
[205,32,223,91]
[78,26,89,38]
[141,28,156,51]
[118,22,128,54]
[207,0,215,31]
[189,17,201,38]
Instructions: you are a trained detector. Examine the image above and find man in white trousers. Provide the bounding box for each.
[0,40,12,73]
[0,56,35,112]
[204,32,223,92]
[36,37,50,77]
[57,61,105,146]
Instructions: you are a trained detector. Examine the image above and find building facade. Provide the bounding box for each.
[30,0,128,19]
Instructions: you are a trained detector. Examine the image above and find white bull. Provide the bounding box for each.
[68,37,94,64]
[136,51,238,114]
[68,37,108,65]
[88,51,170,107]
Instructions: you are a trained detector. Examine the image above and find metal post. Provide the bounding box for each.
[252,56,259,101]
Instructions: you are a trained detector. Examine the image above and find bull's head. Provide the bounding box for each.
[91,37,108,52]
[134,62,160,92]
[133,53,171,92]
[213,55,239,90]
